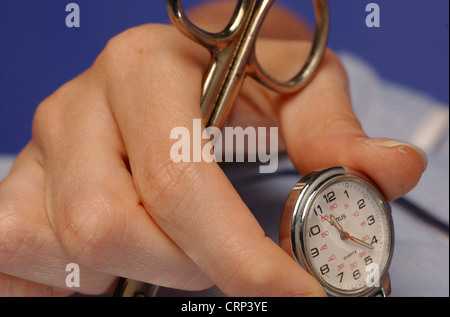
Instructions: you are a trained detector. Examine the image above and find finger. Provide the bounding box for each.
[276,49,427,201]
[0,273,73,297]
[218,4,427,201]
[106,25,326,296]
[33,70,212,291]
[0,143,114,295]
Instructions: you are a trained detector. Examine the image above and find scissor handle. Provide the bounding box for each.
[166,0,253,51]
[166,0,330,130]
[113,277,159,297]
[250,0,330,94]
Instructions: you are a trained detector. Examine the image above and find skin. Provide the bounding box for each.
[0,1,426,296]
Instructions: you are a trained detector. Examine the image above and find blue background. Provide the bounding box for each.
[0,0,448,154]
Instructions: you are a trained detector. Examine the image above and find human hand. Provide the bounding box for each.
[0,2,426,296]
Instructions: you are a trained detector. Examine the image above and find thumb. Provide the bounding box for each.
[278,51,427,201]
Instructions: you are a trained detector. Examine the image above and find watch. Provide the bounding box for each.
[280,167,394,297]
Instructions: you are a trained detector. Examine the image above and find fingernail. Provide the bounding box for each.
[358,137,428,172]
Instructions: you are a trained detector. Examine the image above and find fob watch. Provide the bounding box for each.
[280,167,394,297]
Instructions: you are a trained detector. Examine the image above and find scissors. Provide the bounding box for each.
[168,0,330,130]
[114,0,330,297]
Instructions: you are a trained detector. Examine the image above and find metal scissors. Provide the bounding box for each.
[168,0,330,130]
[114,0,329,297]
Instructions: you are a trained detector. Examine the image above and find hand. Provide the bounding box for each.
[0,2,426,296]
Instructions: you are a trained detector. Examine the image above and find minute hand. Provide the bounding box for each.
[348,235,374,250]
[329,214,373,250]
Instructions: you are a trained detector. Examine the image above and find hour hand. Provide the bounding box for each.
[330,214,344,232]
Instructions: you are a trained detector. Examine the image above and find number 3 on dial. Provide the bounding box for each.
[280,167,394,297]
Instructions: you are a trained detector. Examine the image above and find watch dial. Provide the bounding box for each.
[303,177,393,295]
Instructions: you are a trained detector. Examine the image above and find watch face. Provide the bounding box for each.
[301,172,394,296]
[280,167,395,297]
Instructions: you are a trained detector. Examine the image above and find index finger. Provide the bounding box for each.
[101,24,326,297]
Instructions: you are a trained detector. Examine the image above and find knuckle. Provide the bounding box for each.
[57,188,125,271]
[31,81,76,151]
[32,97,61,143]
[99,24,174,77]
[97,24,208,88]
